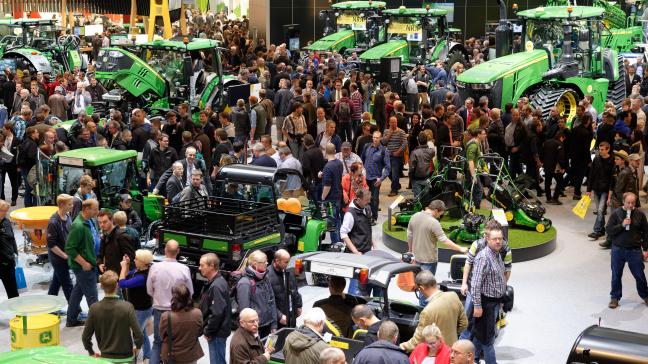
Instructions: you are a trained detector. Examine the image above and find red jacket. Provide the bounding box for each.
[409,341,451,364]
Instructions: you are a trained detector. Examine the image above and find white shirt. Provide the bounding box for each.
[340,201,370,240]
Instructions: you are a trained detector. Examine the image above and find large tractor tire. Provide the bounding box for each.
[446,48,469,70]
[607,55,627,110]
[529,87,580,123]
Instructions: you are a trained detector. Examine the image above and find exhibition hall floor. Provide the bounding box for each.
[0,181,646,363]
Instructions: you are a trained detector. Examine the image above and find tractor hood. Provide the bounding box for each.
[359,40,408,61]
[94,47,167,98]
[4,48,52,73]
[457,50,549,84]
[305,29,355,51]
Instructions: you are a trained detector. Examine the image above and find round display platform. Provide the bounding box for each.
[383,212,557,263]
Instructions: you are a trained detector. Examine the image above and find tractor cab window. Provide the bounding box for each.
[97,160,131,204]
[524,19,564,62]
[212,180,273,203]
[144,49,184,95]
[58,165,89,195]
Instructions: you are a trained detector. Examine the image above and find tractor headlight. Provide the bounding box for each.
[470,82,494,90]
[384,19,390,24]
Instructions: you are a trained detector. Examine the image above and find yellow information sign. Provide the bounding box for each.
[337,14,365,26]
[388,21,420,34]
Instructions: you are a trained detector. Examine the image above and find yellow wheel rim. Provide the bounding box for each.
[536,223,546,233]
[556,90,578,125]
[505,211,514,221]
[391,216,397,226]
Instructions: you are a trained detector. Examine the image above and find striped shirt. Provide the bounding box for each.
[471,246,506,308]
[382,128,407,154]
[350,90,363,120]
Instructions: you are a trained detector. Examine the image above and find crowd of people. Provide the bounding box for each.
[0,8,648,363]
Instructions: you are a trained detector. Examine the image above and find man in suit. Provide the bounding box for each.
[165,162,185,202]
[153,146,211,196]
[429,80,450,107]
[400,270,468,351]
[458,97,475,128]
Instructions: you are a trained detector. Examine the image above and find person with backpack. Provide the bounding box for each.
[235,250,278,340]
[409,133,436,197]
[333,89,354,142]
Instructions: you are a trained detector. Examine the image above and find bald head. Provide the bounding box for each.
[451,339,475,364]
[240,308,257,321]
[165,240,180,258]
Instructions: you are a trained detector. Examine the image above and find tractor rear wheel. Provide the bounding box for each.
[529,87,580,124]
[607,55,627,110]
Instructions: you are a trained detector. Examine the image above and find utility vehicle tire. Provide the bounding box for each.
[446,48,468,70]
[607,55,627,110]
[529,87,580,124]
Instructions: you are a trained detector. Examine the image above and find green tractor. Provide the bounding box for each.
[359,5,469,73]
[94,38,240,120]
[457,5,626,122]
[35,147,163,228]
[305,0,387,56]
[0,20,85,76]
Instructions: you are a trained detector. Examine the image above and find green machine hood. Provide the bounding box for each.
[305,29,355,51]
[457,50,549,84]
[95,47,167,98]
[359,40,408,61]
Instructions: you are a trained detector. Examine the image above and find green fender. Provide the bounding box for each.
[298,218,327,253]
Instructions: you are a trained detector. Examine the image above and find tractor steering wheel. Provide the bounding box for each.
[57,35,81,49]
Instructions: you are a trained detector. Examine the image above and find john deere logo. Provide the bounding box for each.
[587,85,593,93]
[39,331,52,344]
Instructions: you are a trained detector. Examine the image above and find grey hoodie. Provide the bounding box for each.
[283,326,330,364]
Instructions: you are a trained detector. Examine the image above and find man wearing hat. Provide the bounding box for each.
[118,194,143,237]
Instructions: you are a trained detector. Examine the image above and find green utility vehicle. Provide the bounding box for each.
[267,252,422,363]
[305,1,386,55]
[359,6,469,73]
[457,5,626,122]
[38,147,163,224]
[0,20,85,76]
[156,165,329,275]
[95,38,240,120]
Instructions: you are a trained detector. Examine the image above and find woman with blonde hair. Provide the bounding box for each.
[408,324,451,364]
[118,249,154,362]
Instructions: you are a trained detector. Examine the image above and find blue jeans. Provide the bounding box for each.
[417,262,437,306]
[150,308,166,364]
[135,308,153,360]
[67,268,98,323]
[47,256,73,302]
[592,191,608,234]
[412,179,427,198]
[610,245,648,300]
[473,336,497,364]
[21,168,33,207]
[389,155,403,193]
[208,336,227,364]
[459,292,474,340]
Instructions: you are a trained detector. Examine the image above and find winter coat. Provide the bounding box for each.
[229,327,268,364]
[236,266,278,329]
[283,326,330,364]
[409,340,451,364]
[199,272,231,339]
[266,265,302,327]
[409,145,435,179]
[352,340,409,364]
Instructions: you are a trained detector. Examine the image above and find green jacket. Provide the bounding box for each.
[65,215,98,270]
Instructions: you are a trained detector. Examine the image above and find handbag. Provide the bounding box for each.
[166,312,175,364]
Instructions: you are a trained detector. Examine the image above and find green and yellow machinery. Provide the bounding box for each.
[305,0,386,55]
[0,20,85,76]
[95,38,240,120]
[359,5,469,73]
[457,5,626,122]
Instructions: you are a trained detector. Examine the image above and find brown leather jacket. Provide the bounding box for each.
[160,308,204,364]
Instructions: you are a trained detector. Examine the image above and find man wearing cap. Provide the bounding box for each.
[119,194,143,237]
[407,200,468,306]
[336,141,363,177]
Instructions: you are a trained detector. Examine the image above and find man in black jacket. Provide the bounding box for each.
[570,114,594,200]
[130,109,150,152]
[97,210,135,275]
[605,192,648,309]
[147,134,178,191]
[351,304,382,346]
[0,200,18,298]
[267,249,302,329]
[543,132,567,205]
[586,142,615,239]
[199,253,231,364]
[17,126,39,207]
[300,134,326,203]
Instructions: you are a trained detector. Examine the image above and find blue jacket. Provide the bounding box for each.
[315,132,342,153]
[352,340,409,364]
